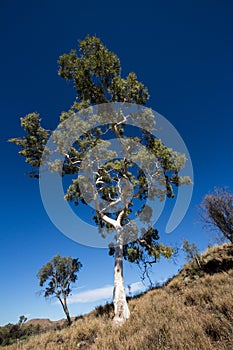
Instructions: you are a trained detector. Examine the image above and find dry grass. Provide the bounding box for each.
[2,244,233,350]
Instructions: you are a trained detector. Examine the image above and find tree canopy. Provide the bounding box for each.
[37,254,82,325]
[10,35,191,323]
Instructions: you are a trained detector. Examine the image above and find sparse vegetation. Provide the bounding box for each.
[200,187,233,243]
[1,243,232,349]
[0,317,42,346]
[182,239,202,269]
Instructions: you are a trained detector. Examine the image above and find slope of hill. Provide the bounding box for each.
[1,243,233,350]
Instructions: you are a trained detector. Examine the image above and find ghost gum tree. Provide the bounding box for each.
[10,36,191,324]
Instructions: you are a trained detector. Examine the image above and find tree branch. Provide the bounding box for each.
[117,209,126,226]
[102,214,117,228]
[99,198,121,214]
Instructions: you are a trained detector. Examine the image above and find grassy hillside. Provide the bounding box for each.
[1,243,233,350]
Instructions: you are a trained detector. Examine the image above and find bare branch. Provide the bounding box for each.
[99,198,121,214]
[102,214,117,228]
[200,187,233,243]
[117,209,126,226]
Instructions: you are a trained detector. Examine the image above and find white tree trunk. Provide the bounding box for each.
[113,226,130,324]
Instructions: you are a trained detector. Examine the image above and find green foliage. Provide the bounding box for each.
[182,239,200,263]
[37,254,82,325]
[58,35,149,112]
[182,239,202,273]
[9,113,49,177]
[37,254,82,299]
[10,35,192,287]
[0,317,42,346]
[109,228,174,284]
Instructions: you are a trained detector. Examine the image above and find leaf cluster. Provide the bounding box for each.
[9,113,49,177]
[58,35,149,114]
[109,227,174,283]
[10,35,192,267]
[37,254,82,299]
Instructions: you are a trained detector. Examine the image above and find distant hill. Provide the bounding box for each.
[25,317,76,330]
[1,243,233,350]
[24,318,65,330]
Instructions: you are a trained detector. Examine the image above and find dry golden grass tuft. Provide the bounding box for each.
[2,243,233,350]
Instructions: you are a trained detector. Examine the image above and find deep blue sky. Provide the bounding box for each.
[0,0,232,325]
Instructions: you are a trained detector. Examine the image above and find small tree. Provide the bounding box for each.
[200,187,233,243]
[18,315,27,327]
[182,239,201,268]
[37,254,82,325]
